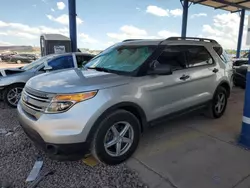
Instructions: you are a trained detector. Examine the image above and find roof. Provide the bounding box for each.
[122,39,163,46]
[121,37,221,46]
[189,0,250,12]
[40,34,71,41]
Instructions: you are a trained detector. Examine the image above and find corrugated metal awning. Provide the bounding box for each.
[189,0,250,12]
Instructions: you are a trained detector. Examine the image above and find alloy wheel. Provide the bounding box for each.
[214,92,226,114]
[104,121,134,157]
[7,87,23,106]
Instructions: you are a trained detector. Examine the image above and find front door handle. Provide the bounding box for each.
[213,68,219,73]
[180,75,190,80]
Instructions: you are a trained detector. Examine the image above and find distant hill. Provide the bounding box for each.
[79,48,102,55]
[0,46,36,52]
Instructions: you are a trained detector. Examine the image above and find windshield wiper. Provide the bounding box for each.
[86,67,111,73]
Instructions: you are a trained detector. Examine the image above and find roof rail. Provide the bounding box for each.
[122,39,142,42]
[166,37,218,44]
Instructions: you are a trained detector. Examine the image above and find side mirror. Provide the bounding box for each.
[82,61,88,67]
[148,61,172,75]
[44,65,53,72]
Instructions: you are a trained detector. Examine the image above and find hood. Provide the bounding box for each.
[26,68,131,93]
[0,68,25,77]
[233,59,248,67]
[0,69,34,87]
[232,58,248,62]
[0,69,35,87]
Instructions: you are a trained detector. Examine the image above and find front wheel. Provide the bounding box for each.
[3,84,24,108]
[91,110,141,165]
[206,86,228,119]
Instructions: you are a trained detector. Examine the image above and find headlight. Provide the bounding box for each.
[45,91,97,113]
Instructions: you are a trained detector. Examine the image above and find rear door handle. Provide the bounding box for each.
[213,68,219,73]
[180,75,190,80]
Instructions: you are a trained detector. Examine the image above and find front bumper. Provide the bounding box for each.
[19,111,90,160]
[0,86,5,100]
[17,88,112,159]
[17,98,103,144]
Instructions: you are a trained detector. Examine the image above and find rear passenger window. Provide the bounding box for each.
[156,45,213,71]
[186,46,213,68]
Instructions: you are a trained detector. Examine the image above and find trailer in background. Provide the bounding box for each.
[40,34,71,56]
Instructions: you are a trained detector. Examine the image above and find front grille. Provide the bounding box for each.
[21,87,54,115]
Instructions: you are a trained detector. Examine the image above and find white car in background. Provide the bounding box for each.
[0,52,94,107]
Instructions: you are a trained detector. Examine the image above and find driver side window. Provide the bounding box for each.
[76,55,93,68]
[48,55,74,70]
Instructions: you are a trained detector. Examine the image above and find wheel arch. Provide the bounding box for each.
[86,102,147,142]
[217,81,231,98]
[6,82,26,87]
[1,82,26,96]
[2,82,25,107]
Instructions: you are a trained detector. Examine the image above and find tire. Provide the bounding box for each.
[91,110,141,165]
[240,82,246,89]
[17,60,22,64]
[3,84,24,108]
[233,77,239,87]
[206,86,228,119]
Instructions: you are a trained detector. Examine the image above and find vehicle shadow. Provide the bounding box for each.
[135,88,244,160]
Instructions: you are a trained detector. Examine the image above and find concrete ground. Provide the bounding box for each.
[127,88,250,188]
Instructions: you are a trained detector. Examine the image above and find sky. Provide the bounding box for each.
[0,0,249,50]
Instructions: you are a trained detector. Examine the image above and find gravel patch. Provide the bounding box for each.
[0,103,147,188]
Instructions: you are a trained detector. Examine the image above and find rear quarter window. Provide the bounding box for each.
[186,46,214,68]
[213,47,230,64]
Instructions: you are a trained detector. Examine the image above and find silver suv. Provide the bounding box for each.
[17,37,233,165]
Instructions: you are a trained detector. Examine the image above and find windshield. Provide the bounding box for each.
[86,45,156,73]
[21,54,56,71]
[242,52,249,58]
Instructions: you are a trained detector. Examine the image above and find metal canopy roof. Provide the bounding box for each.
[189,0,250,12]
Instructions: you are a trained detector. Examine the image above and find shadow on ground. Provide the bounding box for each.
[128,87,250,188]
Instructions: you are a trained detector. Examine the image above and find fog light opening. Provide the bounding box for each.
[46,145,58,155]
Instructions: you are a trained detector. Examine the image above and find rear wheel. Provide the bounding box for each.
[91,110,140,165]
[233,76,239,87]
[240,82,246,89]
[3,84,24,108]
[206,86,228,118]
